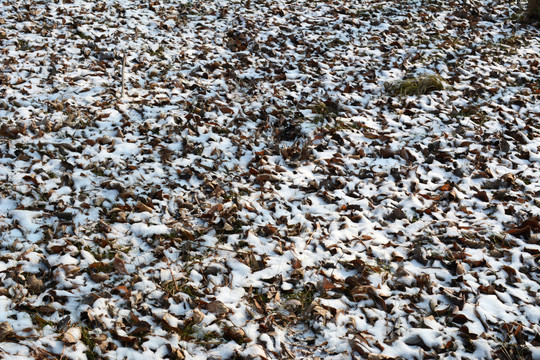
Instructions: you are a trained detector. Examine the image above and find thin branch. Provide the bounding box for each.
[120,50,126,99]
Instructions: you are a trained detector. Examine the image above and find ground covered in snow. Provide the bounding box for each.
[0,0,539,359]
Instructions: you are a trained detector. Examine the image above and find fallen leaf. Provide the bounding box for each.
[223,326,250,344]
[114,255,128,275]
[452,313,470,324]
[112,286,131,299]
[439,183,452,191]
[322,277,337,291]
[311,305,329,318]
[27,274,44,294]
[186,309,205,326]
[63,327,81,344]
[367,355,398,360]
[135,201,153,213]
[0,322,15,340]
[455,262,466,275]
[206,301,230,317]
[367,287,387,312]
[90,271,110,283]
[474,191,490,202]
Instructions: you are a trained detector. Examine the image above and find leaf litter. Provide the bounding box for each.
[0,0,539,359]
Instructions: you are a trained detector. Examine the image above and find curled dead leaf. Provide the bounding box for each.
[186,309,204,326]
[36,304,56,316]
[90,271,110,283]
[63,327,81,344]
[500,173,515,184]
[321,277,337,291]
[367,287,388,312]
[291,258,302,269]
[112,286,131,299]
[310,305,329,319]
[223,326,250,344]
[0,322,15,340]
[168,346,185,360]
[455,262,466,275]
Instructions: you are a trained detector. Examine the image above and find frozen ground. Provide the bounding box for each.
[0,0,539,359]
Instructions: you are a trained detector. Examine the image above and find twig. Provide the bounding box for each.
[165,256,179,293]
[304,222,320,250]
[30,348,58,360]
[120,50,126,99]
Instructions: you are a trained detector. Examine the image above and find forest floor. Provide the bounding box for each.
[0,0,539,359]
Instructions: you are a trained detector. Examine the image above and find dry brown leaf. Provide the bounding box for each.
[367,287,387,312]
[27,274,44,293]
[169,346,185,360]
[311,305,329,318]
[202,203,223,218]
[255,173,280,183]
[223,326,250,344]
[206,300,230,317]
[112,286,131,299]
[135,201,154,213]
[114,255,128,275]
[90,271,110,283]
[455,262,466,275]
[367,355,397,360]
[439,183,452,191]
[474,191,490,202]
[322,277,337,291]
[0,322,15,340]
[291,258,302,269]
[186,309,205,326]
[62,327,81,344]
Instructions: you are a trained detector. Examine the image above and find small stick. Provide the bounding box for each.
[165,256,179,292]
[120,50,126,99]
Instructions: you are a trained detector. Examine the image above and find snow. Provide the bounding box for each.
[131,223,169,237]
[0,0,539,359]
